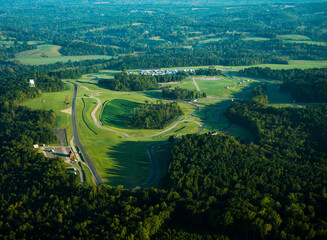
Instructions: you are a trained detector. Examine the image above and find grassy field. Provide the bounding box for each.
[173,77,198,91]
[275,34,326,45]
[15,44,62,57]
[102,99,141,129]
[13,42,113,65]
[244,37,270,41]
[224,60,327,71]
[68,82,208,186]
[0,39,45,47]
[198,38,223,44]
[152,142,174,188]
[170,76,256,103]
[20,82,74,143]
[94,91,198,138]
[277,34,311,41]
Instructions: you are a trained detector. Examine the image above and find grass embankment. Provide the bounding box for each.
[78,162,96,186]
[75,96,152,187]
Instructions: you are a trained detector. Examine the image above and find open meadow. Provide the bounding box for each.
[13,42,113,65]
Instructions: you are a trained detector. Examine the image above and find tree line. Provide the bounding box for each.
[162,87,205,100]
[98,73,160,91]
[194,68,222,76]
[130,100,183,129]
[239,67,327,102]
[0,41,36,61]
[53,39,129,56]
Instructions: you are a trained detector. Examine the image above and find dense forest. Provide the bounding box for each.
[0,73,65,102]
[130,101,183,129]
[117,52,287,69]
[239,67,327,102]
[162,87,204,100]
[99,74,158,91]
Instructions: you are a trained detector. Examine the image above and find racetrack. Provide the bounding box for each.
[71,81,248,188]
[71,83,103,185]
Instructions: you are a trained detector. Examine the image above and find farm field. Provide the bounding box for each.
[13,42,113,65]
[277,34,311,41]
[244,37,270,41]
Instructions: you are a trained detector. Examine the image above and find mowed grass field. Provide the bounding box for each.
[101,99,141,129]
[14,43,113,65]
[171,76,257,105]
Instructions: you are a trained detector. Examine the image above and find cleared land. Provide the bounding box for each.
[277,34,311,41]
[13,42,112,65]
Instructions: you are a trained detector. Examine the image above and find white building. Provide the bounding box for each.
[29,79,35,87]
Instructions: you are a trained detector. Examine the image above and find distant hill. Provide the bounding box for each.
[1,0,326,8]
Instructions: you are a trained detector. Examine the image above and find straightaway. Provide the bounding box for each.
[71,83,103,185]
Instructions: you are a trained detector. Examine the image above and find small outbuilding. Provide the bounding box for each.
[29,79,35,87]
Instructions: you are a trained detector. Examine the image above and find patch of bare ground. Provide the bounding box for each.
[61,107,72,115]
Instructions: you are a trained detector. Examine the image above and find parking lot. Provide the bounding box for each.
[41,146,74,162]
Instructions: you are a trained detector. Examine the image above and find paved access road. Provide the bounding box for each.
[72,83,103,185]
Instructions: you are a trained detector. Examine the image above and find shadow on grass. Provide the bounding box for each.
[103,140,154,187]
[140,90,162,99]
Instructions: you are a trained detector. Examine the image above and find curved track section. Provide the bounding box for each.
[89,94,204,139]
